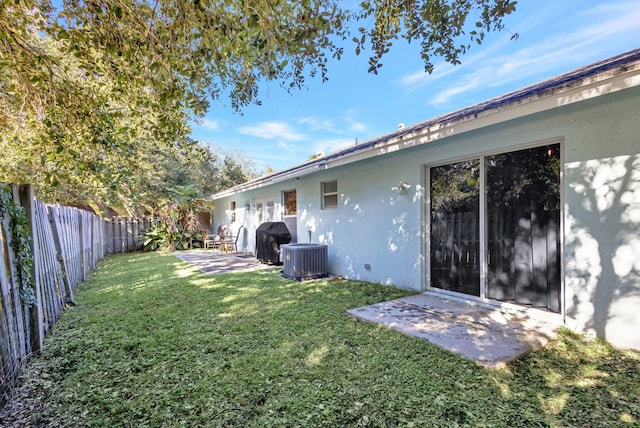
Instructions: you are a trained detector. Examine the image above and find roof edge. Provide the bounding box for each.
[210,49,640,200]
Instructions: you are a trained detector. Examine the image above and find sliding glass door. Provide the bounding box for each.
[429,143,561,313]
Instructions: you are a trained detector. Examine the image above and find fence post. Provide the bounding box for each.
[103,218,109,255]
[119,218,125,253]
[18,184,44,354]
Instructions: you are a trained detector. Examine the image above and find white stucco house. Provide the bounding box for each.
[209,50,640,350]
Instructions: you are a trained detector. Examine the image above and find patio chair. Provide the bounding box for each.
[203,225,227,251]
[219,225,243,254]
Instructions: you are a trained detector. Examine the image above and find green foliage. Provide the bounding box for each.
[141,220,204,252]
[0,0,516,214]
[140,222,170,252]
[141,185,209,251]
[431,159,480,212]
[0,185,37,307]
[354,0,518,74]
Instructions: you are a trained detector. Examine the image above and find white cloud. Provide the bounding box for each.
[350,121,367,132]
[397,1,640,105]
[397,61,461,92]
[199,119,220,131]
[297,112,368,136]
[341,109,368,134]
[237,121,305,141]
[297,116,337,132]
[431,78,484,106]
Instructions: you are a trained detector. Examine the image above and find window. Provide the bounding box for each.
[284,190,297,215]
[322,180,338,209]
[485,144,561,312]
[230,201,236,222]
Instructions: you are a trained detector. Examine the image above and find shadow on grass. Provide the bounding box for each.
[3,252,638,427]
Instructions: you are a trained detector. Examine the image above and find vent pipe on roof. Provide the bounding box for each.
[398,123,405,129]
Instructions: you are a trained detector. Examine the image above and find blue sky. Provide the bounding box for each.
[190,0,640,173]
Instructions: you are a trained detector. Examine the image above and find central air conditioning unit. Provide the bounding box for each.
[281,243,328,281]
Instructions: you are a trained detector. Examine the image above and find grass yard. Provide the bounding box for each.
[4,252,639,427]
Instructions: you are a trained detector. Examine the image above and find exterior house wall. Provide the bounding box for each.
[211,76,640,350]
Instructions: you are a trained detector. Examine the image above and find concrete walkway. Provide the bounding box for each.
[172,250,278,274]
[347,293,560,369]
[173,250,560,369]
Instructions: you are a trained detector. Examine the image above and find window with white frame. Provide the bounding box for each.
[322,180,338,209]
[283,190,297,215]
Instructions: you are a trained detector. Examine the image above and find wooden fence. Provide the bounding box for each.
[0,183,150,406]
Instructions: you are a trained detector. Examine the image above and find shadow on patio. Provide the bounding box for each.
[173,250,278,275]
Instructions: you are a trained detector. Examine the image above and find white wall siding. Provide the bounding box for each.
[295,156,424,290]
[561,88,640,350]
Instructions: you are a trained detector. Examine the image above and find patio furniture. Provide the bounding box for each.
[219,225,243,254]
[203,225,227,251]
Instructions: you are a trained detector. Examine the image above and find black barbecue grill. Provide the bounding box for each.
[255,222,292,264]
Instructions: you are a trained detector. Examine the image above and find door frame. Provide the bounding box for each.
[424,138,565,320]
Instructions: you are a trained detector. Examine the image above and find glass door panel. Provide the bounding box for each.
[253,197,275,225]
[430,160,481,296]
[485,144,561,312]
[283,190,298,242]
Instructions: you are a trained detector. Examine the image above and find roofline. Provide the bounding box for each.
[211,49,640,200]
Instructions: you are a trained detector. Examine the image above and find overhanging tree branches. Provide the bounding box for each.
[0,0,517,213]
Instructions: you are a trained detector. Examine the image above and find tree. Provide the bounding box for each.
[354,0,519,74]
[141,184,211,251]
[1,0,517,213]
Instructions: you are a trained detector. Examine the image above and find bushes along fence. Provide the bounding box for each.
[0,183,150,406]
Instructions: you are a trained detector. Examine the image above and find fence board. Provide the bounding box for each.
[18,185,43,354]
[8,186,29,372]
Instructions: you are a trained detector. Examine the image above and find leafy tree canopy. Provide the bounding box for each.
[0,0,517,215]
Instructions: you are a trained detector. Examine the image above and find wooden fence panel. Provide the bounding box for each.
[102,217,149,254]
[431,210,480,294]
[49,205,83,293]
[0,221,24,399]
[0,184,32,401]
[93,213,104,262]
[1,182,153,407]
[34,199,66,331]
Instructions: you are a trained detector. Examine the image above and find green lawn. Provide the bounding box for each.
[13,252,640,427]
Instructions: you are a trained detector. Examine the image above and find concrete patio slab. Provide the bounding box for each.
[173,250,278,275]
[347,293,561,369]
